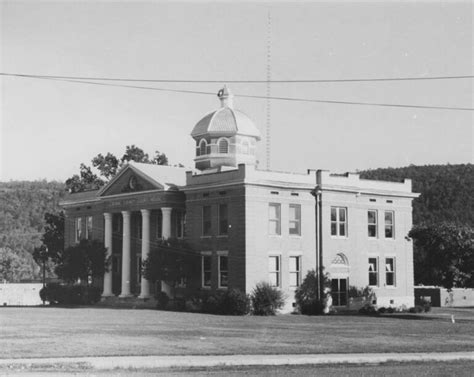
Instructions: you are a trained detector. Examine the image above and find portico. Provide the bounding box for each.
[102,205,176,298]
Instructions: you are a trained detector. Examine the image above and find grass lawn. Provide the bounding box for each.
[1,307,473,359]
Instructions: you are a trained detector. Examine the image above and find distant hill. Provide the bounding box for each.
[0,181,66,281]
[359,164,474,226]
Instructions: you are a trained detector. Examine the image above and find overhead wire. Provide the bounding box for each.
[3,74,473,112]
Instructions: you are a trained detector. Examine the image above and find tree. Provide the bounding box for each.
[409,223,474,288]
[66,145,170,193]
[65,163,104,193]
[294,269,331,315]
[55,239,109,285]
[142,238,198,297]
[0,247,38,282]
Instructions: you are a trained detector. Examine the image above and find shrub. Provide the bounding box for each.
[251,282,285,316]
[217,289,250,315]
[156,291,170,310]
[201,293,220,314]
[294,270,329,315]
[40,283,101,305]
[358,304,378,315]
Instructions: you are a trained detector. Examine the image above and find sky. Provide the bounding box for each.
[1,0,473,181]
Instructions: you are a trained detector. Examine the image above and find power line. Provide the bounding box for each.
[4,74,474,112]
[1,72,473,83]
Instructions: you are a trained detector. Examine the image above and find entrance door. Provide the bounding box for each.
[331,278,348,306]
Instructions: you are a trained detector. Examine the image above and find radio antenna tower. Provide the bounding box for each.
[265,9,272,170]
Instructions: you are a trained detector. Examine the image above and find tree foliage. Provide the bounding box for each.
[359,164,474,226]
[66,145,169,193]
[142,238,198,294]
[55,239,109,284]
[409,223,474,288]
[0,247,39,282]
[294,269,331,315]
[0,180,65,281]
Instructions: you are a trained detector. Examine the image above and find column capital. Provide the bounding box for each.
[121,210,131,218]
[103,212,113,220]
[161,207,172,214]
[140,209,151,217]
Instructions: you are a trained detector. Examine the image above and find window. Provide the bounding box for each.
[176,211,184,239]
[202,206,212,236]
[218,204,228,236]
[241,140,249,154]
[330,207,347,237]
[156,212,162,239]
[136,220,142,240]
[75,218,82,243]
[202,254,212,288]
[368,210,378,238]
[86,216,93,240]
[384,211,394,238]
[289,204,301,236]
[289,256,301,287]
[199,139,207,156]
[218,254,228,288]
[386,258,395,286]
[331,278,348,306]
[112,255,121,274]
[113,215,122,234]
[136,256,142,286]
[268,203,281,235]
[218,138,229,154]
[269,256,281,287]
[368,258,378,286]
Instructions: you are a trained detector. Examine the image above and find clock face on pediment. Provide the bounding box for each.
[100,168,162,197]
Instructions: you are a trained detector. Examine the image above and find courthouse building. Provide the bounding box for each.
[61,87,418,310]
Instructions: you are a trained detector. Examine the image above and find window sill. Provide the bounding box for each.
[216,235,228,238]
[289,234,302,238]
[217,286,228,290]
[200,236,212,239]
[201,286,211,290]
[330,236,348,240]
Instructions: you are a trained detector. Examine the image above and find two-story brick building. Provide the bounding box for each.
[61,86,418,310]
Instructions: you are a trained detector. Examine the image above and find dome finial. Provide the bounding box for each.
[217,85,234,108]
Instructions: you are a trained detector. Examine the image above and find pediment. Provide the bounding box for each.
[99,164,163,197]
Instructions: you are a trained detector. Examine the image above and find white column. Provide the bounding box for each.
[120,210,132,297]
[102,213,113,297]
[139,209,151,299]
[161,207,172,240]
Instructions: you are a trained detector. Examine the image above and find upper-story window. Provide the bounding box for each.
[202,206,212,236]
[75,217,82,243]
[176,211,185,239]
[368,210,378,238]
[218,138,229,154]
[241,140,249,154]
[384,211,394,239]
[268,203,281,236]
[218,204,228,236]
[289,204,301,236]
[330,207,347,237]
[86,216,93,240]
[199,139,208,156]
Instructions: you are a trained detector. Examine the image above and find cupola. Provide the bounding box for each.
[191,86,261,171]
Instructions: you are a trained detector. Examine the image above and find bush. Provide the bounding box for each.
[358,304,378,315]
[217,289,250,315]
[40,283,102,305]
[294,270,328,315]
[156,291,170,310]
[251,282,285,316]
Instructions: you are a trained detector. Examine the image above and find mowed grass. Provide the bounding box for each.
[1,307,473,359]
